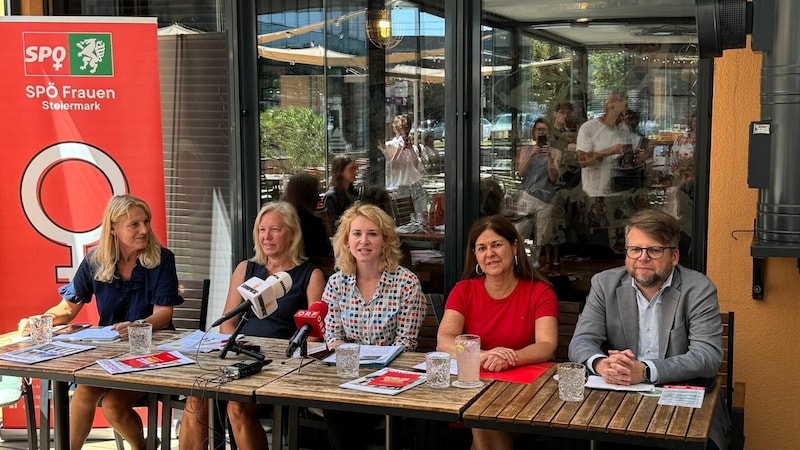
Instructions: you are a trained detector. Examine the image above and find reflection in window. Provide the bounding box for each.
[479,40,698,267]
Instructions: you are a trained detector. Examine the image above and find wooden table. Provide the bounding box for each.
[255,351,492,450]
[0,337,130,450]
[463,365,721,449]
[74,334,305,449]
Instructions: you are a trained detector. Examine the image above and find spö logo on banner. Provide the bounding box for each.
[23,33,113,76]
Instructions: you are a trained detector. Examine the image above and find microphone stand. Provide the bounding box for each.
[219,309,265,361]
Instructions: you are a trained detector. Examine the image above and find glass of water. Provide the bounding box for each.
[557,362,586,402]
[128,321,153,355]
[425,351,451,388]
[336,343,361,378]
[28,315,53,345]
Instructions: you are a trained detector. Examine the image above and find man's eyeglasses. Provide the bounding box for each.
[625,246,676,259]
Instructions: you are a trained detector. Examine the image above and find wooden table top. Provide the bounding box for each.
[0,333,129,382]
[255,351,491,421]
[463,365,720,449]
[73,334,303,402]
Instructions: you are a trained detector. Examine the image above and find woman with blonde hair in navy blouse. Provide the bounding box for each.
[19,194,182,450]
[322,203,424,450]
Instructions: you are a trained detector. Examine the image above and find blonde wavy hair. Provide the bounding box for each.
[333,203,401,275]
[249,202,305,267]
[91,195,162,282]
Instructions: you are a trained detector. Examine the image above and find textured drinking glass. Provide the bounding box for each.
[336,343,361,378]
[453,334,483,388]
[558,362,586,402]
[425,352,451,388]
[28,315,53,345]
[128,322,153,355]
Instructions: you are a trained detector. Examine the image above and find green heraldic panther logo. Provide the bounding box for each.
[69,34,113,76]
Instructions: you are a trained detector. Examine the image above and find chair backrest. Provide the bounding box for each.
[416,294,445,353]
[0,376,22,407]
[392,196,415,226]
[173,279,211,330]
[555,300,584,362]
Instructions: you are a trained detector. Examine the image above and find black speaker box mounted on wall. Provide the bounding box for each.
[696,0,750,58]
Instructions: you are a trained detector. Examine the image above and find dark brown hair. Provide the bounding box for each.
[461,214,549,285]
[329,154,355,193]
[625,209,680,247]
[283,173,321,213]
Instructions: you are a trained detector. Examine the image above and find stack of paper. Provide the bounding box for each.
[53,326,120,343]
[157,329,231,353]
[322,344,404,368]
[585,375,655,392]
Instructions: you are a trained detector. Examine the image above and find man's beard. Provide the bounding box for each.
[629,267,668,288]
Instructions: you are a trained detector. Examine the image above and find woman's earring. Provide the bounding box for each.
[475,263,484,275]
[514,255,518,266]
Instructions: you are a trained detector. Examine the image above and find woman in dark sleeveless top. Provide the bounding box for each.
[180,202,325,450]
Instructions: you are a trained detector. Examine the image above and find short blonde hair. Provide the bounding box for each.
[332,203,401,274]
[91,195,162,282]
[249,202,305,266]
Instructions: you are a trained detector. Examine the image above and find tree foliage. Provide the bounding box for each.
[259,107,326,173]
[588,51,627,99]
[527,41,573,113]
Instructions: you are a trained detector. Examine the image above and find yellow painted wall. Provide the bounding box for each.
[709,41,800,447]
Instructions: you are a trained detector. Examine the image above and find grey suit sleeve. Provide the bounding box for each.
[568,271,614,365]
[653,274,723,383]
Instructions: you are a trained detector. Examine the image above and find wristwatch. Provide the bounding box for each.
[643,364,652,383]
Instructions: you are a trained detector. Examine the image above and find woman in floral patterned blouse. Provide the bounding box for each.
[322,203,424,350]
[322,203,425,450]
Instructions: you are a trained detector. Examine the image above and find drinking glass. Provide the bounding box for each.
[425,351,451,388]
[336,343,361,378]
[28,315,53,345]
[558,362,586,402]
[128,322,153,355]
[453,334,483,388]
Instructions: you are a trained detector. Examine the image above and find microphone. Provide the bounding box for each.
[211,272,293,328]
[285,301,328,357]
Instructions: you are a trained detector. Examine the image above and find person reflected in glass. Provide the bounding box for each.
[576,92,633,197]
[437,214,559,450]
[569,209,729,450]
[323,155,358,227]
[179,202,325,450]
[18,194,183,450]
[322,203,425,450]
[283,173,333,259]
[515,118,563,266]
[549,100,576,151]
[380,114,428,216]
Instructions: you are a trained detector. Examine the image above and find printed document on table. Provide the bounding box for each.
[658,385,705,408]
[585,375,655,392]
[322,344,404,368]
[0,341,95,364]
[53,325,120,343]
[96,351,194,375]
[157,329,231,353]
[340,368,426,395]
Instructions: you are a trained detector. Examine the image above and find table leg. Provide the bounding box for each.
[272,404,284,450]
[386,415,403,450]
[38,379,50,450]
[286,405,299,450]
[52,380,70,450]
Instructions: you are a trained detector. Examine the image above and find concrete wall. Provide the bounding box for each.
[708,41,800,448]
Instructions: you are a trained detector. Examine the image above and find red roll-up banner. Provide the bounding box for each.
[0,16,166,433]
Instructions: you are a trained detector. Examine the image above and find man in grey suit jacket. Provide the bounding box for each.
[569,209,730,450]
